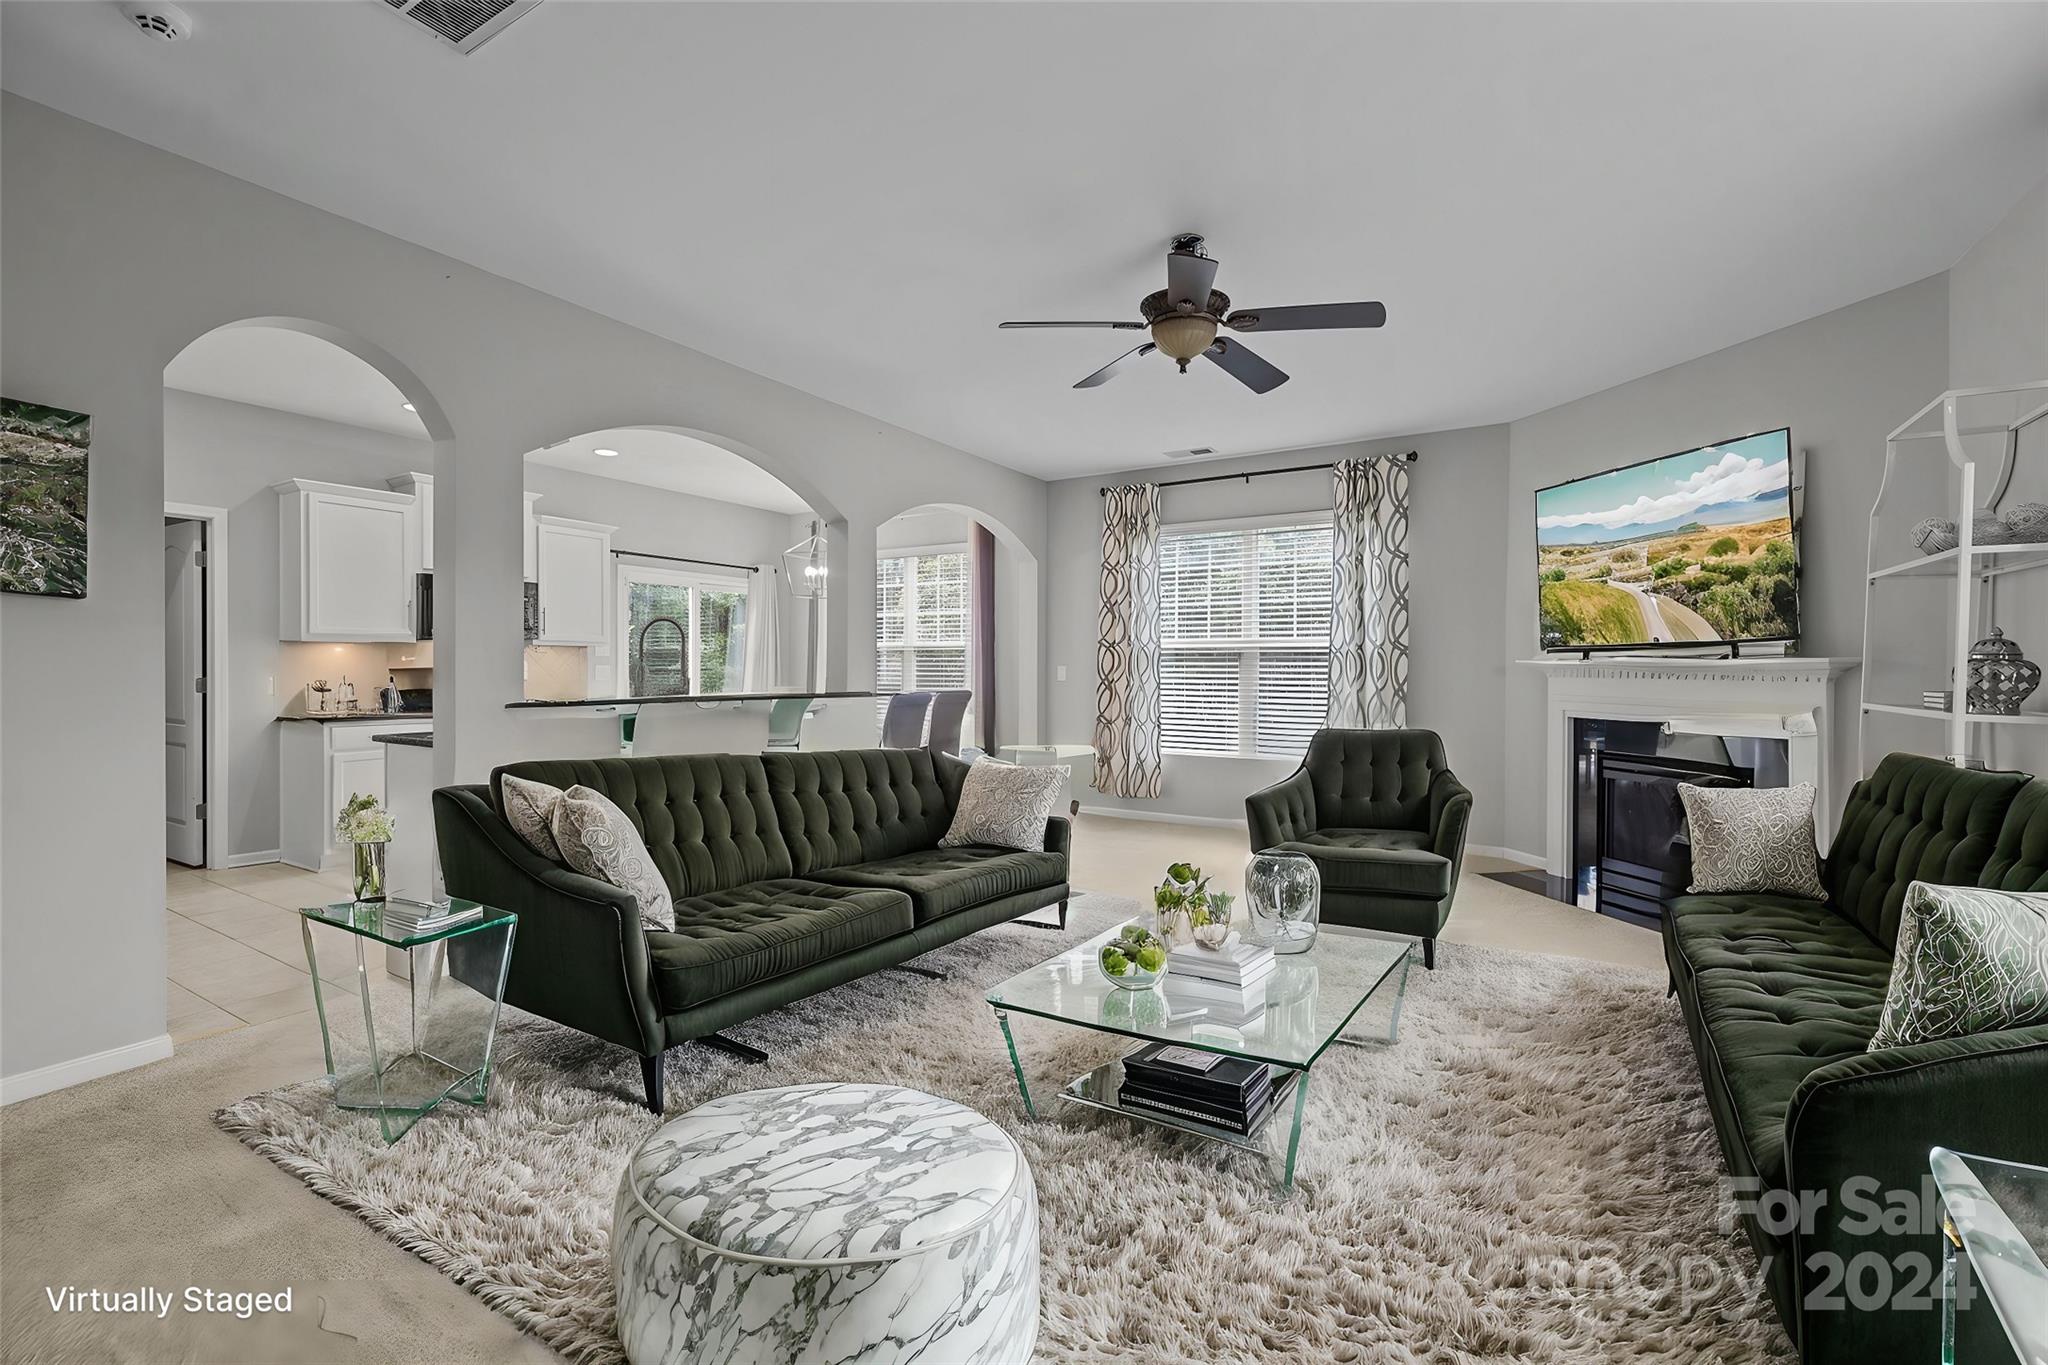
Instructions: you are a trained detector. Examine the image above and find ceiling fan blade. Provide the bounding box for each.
[1224,301,1387,332]
[1074,343,1157,389]
[1165,247,1220,312]
[1000,320,1146,330]
[1203,338,1288,394]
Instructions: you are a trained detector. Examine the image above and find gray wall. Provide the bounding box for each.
[1498,274,1952,858]
[1,95,1048,1092]
[1044,427,1510,846]
[1948,177,2047,776]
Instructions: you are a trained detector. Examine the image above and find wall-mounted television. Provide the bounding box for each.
[1536,427,1799,653]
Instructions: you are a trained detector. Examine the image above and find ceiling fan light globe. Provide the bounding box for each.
[1150,314,1218,364]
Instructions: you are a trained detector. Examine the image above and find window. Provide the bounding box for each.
[617,562,750,697]
[876,546,973,735]
[1159,517,1331,758]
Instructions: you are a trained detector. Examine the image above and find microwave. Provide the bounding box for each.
[414,574,541,642]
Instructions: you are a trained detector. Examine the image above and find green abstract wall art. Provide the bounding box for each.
[0,398,90,598]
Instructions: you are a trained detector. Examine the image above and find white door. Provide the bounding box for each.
[308,490,415,640]
[165,520,206,866]
[536,521,611,645]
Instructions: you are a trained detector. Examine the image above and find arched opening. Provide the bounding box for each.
[160,317,450,1043]
[873,502,1042,755]
[519,427,830,705]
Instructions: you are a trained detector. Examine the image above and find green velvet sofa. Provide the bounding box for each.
[1664,752,2048,1365]
[1244,728,1472,968]
[434,748,1069,1111]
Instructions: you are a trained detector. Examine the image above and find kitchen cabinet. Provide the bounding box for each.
[534,514,615,645]
[278,717,432,870]
[275,479,419,642]
[523,492,543,580]
[387,471,433,571]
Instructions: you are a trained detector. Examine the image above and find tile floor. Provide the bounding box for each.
[164,860,357,1043]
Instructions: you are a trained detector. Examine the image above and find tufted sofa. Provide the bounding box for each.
[434,748,1069,1111]
[1664,752,2047,1365]
[1244,728,1472,968]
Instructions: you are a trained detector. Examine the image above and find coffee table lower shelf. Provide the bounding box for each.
[1055,1057,1313,1187]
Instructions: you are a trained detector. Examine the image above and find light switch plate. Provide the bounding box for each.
[1056,665,1067,682]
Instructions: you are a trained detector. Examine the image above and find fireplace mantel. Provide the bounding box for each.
[1517,655,1862,879]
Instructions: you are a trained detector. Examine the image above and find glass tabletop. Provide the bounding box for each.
[297,898,513,948]
[1930,1147,2048,1364]
[985,919,1416,1070]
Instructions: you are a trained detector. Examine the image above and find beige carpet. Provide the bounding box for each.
[216,895,1794,1364]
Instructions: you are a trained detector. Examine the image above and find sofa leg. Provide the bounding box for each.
[640,1052,666,1114]
[699,1032,769,1064]
[1422,938,1436,970]
[888,963,950,981]
[1015,900,1069,932]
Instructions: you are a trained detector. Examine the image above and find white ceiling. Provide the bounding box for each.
[166,325,428,438]
[527,429,813,514]
[8,3,2044,478]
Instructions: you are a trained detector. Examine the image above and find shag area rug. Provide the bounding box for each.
[217,894,1795,1364]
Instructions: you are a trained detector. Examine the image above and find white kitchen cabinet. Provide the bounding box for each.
[276,479,419,642]
[523,492,543,580]
[387,471,433,571]
[278,718,431,870]
[534,514,615,645]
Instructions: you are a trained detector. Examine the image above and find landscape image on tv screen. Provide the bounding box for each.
[1536,429,1797,650]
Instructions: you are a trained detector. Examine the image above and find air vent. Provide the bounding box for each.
[1163,446,1218,460]
[384,0,540,54]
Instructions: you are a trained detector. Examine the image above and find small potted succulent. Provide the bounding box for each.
[1097,923,1169,990]
[336,793,396,903]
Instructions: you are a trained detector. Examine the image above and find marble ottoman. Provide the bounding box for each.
[612,1082,1039,1365]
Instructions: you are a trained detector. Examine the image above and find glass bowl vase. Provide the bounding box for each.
[1095,924,1169,990]
[1246,851,1321,954]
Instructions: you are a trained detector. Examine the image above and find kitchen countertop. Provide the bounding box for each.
[506,691,874,710]
[276,712,433,723]
[371,732,434,748]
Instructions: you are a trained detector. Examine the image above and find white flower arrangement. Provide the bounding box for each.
[336,792,395,844]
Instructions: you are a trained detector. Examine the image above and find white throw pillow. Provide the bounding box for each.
[1677,781,1826,900]
[500,773,566,861]
[549,785,676,930]
[940,758,1067,852]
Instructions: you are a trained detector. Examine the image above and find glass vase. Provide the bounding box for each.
[352,840,389,903]
[1246,851,1320,954]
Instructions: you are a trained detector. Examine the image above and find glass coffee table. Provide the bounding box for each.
[985,920,1416,1189]
[1930,1146,2048,1364]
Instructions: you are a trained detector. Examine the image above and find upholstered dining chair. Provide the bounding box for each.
[880,691,935,748]
[1245,728,1472,969]
[924,689,972,757]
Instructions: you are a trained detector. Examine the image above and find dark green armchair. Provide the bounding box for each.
[1245,728,1472,968]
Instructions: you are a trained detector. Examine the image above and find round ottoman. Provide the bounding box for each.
[612,1083,1039,1365]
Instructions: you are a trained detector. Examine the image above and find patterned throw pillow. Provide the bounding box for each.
[549,785,675,931]
[1677,782,1826,899]
[940,758,1067,852]
[500,773,566,861]
[1869,883,2048,1051]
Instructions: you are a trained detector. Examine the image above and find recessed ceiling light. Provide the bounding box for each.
[401,402,416,412]
[594,448,620,458]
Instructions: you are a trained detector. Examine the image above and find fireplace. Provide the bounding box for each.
[1591,745,1749,923]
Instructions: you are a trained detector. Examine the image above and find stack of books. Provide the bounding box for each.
[1167,935,1275,988]
[1922,690,1953,711]
[1117,1041,1297,1137]
[376,897,483,937]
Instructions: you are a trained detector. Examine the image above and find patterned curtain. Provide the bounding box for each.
[1328,456,1411,729]
[1094,483,1163,798]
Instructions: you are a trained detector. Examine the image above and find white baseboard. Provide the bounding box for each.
[217,848,282,869]
[1074,805,1249,830]
[1,1033,174,1106]
[1469,844,1545,867]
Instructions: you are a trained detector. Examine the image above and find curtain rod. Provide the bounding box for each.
[612,549,758,574]
[1098,450,1418,496]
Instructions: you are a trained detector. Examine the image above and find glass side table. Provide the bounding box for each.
[1930,1146,2048,1365]
[298,899,516,1143]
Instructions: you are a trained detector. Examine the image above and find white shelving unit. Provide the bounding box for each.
[1859,381,2048,772]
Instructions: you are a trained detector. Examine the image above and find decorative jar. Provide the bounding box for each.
[352,840,389,903]
[1967,628,2042,716]
[1095,924,1168,990]
[1246,851,1321,954]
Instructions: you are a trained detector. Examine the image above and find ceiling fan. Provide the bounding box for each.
[999,234,1385,394]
